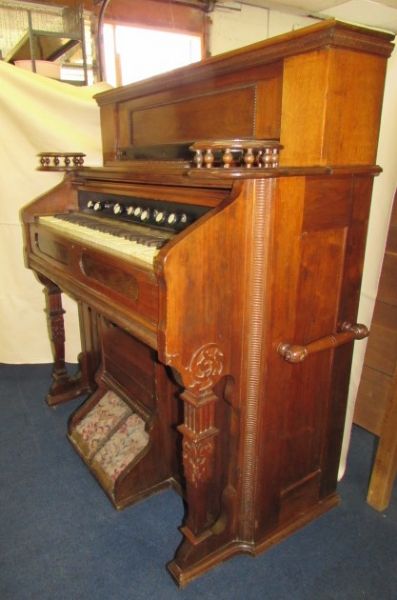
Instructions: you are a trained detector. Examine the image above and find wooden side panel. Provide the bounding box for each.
[324,50,387,165]
[280,48,388,166]
[280,50,329,166]
[254,175,364,533]
[22,177,78,225]
[321,176,374,497]
[279,227,347,486]
[157,182,251,381]
[255,77,283,139]
[100,104,118,162]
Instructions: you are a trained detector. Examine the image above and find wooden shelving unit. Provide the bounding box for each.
[4,5,88,84]
[354,190,397,510]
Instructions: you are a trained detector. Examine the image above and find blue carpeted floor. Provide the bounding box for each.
[0,363,396,599]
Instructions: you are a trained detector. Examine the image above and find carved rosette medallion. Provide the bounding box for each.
[182,437,215,487]
[187,343,224,392]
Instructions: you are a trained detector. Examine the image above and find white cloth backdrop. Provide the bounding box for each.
[0,55,396,477]
[0,61,109,363]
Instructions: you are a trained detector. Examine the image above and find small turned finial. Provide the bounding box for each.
[190,139,281,170]
[194,149,203,168]
[244,147,255,168]
[204,148,214,169]
[223,148,233,168]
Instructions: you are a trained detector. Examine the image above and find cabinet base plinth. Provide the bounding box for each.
[168,493,340,587]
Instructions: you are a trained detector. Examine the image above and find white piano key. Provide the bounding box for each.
[38,215,166,266]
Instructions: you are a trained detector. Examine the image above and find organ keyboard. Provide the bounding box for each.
[38,214,172,265]
[22,21,394,587]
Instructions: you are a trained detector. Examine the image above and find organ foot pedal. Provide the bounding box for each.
[68,389,149,506]
[67,321,182,510]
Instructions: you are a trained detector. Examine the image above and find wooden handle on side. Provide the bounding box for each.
[277,322,369,363]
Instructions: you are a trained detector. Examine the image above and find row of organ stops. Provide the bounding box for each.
[86,199,189,228]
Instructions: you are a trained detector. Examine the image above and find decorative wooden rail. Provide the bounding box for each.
[38,152,85,171]
[277,322,369,363]
[190,139,281,169]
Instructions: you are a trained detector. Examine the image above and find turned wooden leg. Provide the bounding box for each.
[41,277,69,404]
[39,276,96,405]
[77,301,100,393]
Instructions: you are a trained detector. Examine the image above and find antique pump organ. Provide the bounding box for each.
[22,21,394,585]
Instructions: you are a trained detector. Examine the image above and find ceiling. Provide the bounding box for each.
[218,0,397,32]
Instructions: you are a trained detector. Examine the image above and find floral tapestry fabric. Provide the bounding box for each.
[70,390,149,493]
[92,413,149,482]
[72,390,132,459]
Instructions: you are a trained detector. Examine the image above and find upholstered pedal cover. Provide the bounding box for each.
[91,413,149,490]
[70,391,132,460]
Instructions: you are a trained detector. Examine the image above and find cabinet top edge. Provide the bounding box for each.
[94,19,395,107]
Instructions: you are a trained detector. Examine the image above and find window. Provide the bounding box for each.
[103,23,202,87]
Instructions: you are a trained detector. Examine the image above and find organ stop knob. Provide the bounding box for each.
[113,203,123,215]
[140,209,150,222]
[167,213,178,225]
[155,211,166,224]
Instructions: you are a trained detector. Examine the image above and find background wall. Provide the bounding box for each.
[0,62,107,363]
[209,3,317,53]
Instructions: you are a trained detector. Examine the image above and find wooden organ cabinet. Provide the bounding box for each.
[22,21,394,585]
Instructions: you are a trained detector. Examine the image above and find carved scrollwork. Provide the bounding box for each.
[187,343,224,392]
[182,437,215,487]
[50,313,66,344]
